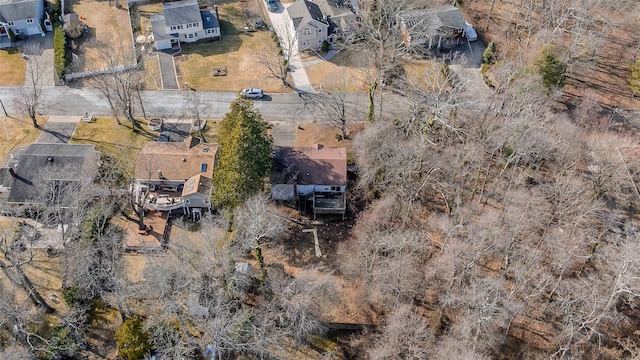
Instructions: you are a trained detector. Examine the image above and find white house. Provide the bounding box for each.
[151,0,220,51]
[273,144,347,219]
[286,0,335,51]
[0,0,46,48]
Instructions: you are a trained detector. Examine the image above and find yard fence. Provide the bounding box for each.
[64,64,140,82]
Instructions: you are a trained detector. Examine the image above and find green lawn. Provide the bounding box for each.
[0,48,26,85]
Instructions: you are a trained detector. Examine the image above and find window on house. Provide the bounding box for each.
[7,22,14,26]
[201,163,207,172]
[302,41,308,47]
[189,33,193,38]
[26,19,34,24]
[14,29,20,34]
[318,28,321,32]
[303,28,311,36]
[185,198,190,204]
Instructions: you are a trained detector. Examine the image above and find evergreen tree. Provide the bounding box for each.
[115,316,151,360]
[538,47,567,89]
[212,98,273,210]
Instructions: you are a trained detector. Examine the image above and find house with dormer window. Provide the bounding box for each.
[151,0,220,51]
[286,0,335,51]
[0,0,47,48]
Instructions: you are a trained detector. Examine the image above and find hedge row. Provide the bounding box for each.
[53,23,66,78]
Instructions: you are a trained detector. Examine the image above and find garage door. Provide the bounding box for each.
[23,25,41,35]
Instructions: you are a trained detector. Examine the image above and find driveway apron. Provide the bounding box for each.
[37,116,79,144]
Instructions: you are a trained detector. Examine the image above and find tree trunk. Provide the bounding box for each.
[16,265,54,313]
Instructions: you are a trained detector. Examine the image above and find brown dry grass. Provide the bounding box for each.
[174,1,290,92]
[70,117,158,175]
[69,0,134,71]
[304,50,370,91]
[294,122,366,152]
[0,116,42,162]
[0,48,26,85]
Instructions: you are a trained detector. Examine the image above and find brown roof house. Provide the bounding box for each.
[273,144,347,219]
[134,136,218,215]
[398,5,466,49]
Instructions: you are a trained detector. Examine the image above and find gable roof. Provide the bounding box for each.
[151,14,177,42]
[136,137,218,182]
[398,5,465,38]
[287,0,328,31]
[7,143,99,205]
[0,0,41,22]
[181,174,211,197]
[274,144,347,186]
[162,0,201,27]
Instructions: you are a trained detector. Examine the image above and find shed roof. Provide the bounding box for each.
[274,144,347,186]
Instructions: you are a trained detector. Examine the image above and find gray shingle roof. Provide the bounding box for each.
[0,0,40,22]
[200,10,218,30]
[398,5,465,38]
[7,143,98,205]
[151,14,177,41]
[287,0,327,31]
[163,0,201,27]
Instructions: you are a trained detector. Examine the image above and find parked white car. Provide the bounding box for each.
[240,88,264,99]
[465,22,478,42]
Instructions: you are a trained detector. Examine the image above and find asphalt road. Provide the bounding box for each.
[0,86,400,123]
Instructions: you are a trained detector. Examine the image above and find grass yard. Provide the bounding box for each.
[0,117,42,162]
[304,50,370,92]
[68,0,134,72]
[70,117,159,175]
[0,48,26,85]
[176,1,286,92]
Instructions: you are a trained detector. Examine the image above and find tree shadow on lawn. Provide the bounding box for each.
[181,31,243,57]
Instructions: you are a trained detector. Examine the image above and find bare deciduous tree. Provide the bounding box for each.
[258,25,298,87]
[84,37,141,127]
[14,43,46,128]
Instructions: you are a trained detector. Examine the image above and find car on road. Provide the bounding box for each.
[267,0,277,11]
[465,22,478,42]
[240,88,264,99]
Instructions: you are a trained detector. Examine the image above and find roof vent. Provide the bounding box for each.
[182,158,186,162]
[47,157,53,162]
[202,147,209,152]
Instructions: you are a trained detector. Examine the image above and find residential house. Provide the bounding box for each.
[272,144,347,219]
[286,0,335,51]
[151,0,220,51]
[181,173,211,219]
[0,0,47,48]
[398,5,466,49]
[134,136,217,214]
[2,143,100,207]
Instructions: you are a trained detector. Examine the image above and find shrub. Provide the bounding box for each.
[321,40,329,52]
[537,47,567,89]
[53,23,67,78]
[62,286,80,306]
[115,316,151,360]
[7,28,15,42]
[483,41,496,64]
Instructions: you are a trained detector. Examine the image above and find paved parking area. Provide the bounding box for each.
[37,116,79,144]
[159,119,191,142]
[20,33,55,86]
